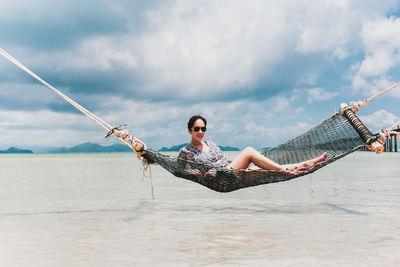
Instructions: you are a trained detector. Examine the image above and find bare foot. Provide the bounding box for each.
[285,153,328,175]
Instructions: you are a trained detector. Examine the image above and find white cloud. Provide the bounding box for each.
[0,82,59,104]
[359,49,394,77]
[77,37,138,71]
[16,0,396,99]
[359,109,399,132]
[243,121,312,148]
[130,0,290,97]
[0,109,104,149]
[359,17,400,77]
[351,16,400,97]
[15,37,138,73]
[333,47,350,60]
[132,0,397,97]
[270,91,303,113]
[293,0,365,56]
[307,87,339,102]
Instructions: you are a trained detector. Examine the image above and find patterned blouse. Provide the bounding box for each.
[178,140,229,168]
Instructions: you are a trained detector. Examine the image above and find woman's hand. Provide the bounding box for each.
[204,168,217,181]
[185,168,217,181]
[186,169,202,176]
[284,165,314,176]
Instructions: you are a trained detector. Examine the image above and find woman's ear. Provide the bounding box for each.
[188,128,192,134]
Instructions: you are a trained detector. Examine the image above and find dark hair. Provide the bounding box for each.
[188,115,207,130]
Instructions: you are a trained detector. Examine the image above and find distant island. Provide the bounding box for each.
[0,147,33,154]
[48,142,132,153]
[49,142,240,153]
[158,143,240,152]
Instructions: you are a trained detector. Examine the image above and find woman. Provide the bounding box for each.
[178,115,327,175]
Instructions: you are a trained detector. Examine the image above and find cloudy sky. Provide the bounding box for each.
[1,0,400,151]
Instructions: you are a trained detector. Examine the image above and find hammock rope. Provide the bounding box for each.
[346,81,400,113]
[388,120,400,131]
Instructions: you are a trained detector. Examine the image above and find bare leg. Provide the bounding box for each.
[227,147,327,171]
[228,147,283,170]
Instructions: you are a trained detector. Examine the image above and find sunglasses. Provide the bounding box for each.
[192,126,207,132]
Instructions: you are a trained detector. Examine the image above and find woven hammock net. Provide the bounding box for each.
[142,110,374,192]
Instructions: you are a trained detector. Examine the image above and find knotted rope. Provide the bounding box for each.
[346,82,400,113]
[376,123,400,147]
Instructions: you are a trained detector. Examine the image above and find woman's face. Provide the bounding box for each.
[189,118,206,143]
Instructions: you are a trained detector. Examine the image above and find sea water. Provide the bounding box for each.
[0,152,399,266]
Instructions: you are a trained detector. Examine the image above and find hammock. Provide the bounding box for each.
[1,48,398,193]
[140,107,375,192]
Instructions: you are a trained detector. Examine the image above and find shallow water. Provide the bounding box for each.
[0,152,399,266]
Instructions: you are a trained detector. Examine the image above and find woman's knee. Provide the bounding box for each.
[244,146,256,152]
[243,146,257,155]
